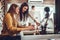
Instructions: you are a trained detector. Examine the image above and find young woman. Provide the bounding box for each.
[1,4,34,40]
[19,2,40,27]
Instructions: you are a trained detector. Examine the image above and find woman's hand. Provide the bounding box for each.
[36,22,40,26]
[27,26,35,30]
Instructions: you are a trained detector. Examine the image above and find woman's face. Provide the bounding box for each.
[15,7,19,14]
[22,6,28,13]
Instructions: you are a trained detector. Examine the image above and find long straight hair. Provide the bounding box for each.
[19,2,29,21]
[7,4,18,16]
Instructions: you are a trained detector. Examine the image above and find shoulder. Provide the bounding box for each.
[5,13,11,17]
[5,13,10,16]
[4,13,12,20]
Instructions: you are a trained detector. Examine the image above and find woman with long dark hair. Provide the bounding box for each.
[1,4,34,40]
[19,2,40,26]
[20,2,29,21]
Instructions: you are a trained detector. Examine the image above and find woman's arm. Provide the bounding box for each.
[28,13,36,22]
[5,13,34,33]
[28,13,40,26]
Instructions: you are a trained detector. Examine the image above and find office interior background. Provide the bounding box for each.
[1,0,60,40]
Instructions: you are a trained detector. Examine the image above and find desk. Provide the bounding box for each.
[21,34,60,40]
[20,31,60,40]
